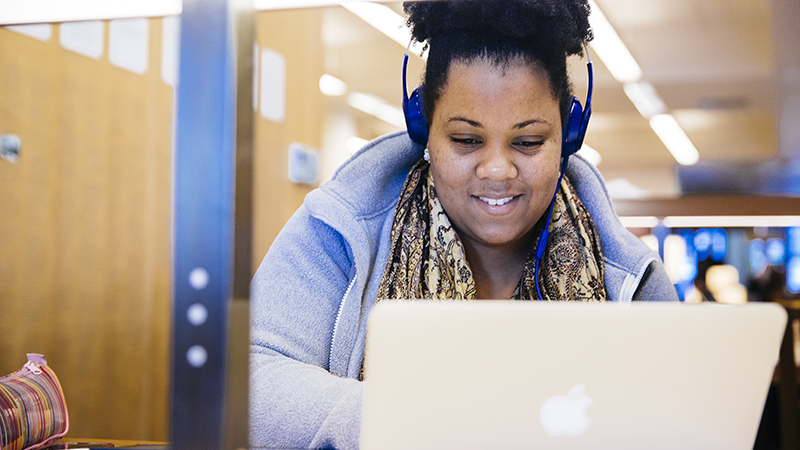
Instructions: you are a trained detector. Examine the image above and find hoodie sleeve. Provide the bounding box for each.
[249,203,363,450]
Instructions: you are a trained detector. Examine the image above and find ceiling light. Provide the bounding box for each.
[341,2,425,57]
[347,92,405,128]
[623,81,666,118]
[577,144,602,166]
[649,114,699,165]
[341,2,409,46]
[618,216,660,229]
[1,0,180,24]
[587,0,642,83]
[319,74,348,96]
[255,0,351,9]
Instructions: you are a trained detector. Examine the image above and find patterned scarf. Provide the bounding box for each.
[376,159,607,301]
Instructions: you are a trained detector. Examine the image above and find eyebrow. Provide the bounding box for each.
[448,117,482,127]
[513,119,550,129]
[447,117,550,129]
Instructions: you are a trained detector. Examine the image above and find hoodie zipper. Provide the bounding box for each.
[329,274,357,373]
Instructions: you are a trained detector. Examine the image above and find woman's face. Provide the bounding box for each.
[427,57,563,252]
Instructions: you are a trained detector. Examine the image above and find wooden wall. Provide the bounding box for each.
[252,8,325,269]
[0,7,325,444]
[0,20,172,440]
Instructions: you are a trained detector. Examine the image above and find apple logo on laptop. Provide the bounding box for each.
[539,384,593,437]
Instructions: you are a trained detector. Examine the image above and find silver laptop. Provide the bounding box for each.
[360,301,787,450]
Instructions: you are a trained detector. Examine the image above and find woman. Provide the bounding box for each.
[250,1,678,449]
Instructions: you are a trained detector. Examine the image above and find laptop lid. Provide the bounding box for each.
[360,301,787,450]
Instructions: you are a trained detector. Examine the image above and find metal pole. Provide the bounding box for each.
[171,0,236,447]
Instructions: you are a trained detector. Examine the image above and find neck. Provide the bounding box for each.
[462,236,532,300]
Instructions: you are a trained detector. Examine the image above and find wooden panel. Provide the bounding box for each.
[0,19,172,440]
[252,9,324,269]
[613,195,800,217]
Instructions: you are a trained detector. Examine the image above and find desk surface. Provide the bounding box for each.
[49,438,169,449]
[775,299,800,310]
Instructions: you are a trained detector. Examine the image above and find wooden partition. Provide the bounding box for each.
[252,8,325,269]
[613,195,800,217]
[0,20,172,440]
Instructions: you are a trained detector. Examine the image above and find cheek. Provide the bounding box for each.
[542,154,563,186]
[428,144,470,185]
[429,160,464,198]
[522,145,561,178]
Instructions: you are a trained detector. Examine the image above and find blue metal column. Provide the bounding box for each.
[171,0,235,447]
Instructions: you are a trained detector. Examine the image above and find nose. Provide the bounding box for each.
[475,143,518,181]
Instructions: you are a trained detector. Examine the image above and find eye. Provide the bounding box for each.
[450,136,483,147]
[513,139,545,151]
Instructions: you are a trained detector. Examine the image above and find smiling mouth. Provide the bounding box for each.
[478,196,515,206]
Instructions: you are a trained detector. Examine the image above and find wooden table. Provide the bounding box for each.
[48,438,169,449]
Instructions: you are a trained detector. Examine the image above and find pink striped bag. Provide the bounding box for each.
[0,354,69,450]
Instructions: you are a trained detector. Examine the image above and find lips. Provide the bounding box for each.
[478,196,514,206]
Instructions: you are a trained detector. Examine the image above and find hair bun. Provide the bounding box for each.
[404,0,592,57]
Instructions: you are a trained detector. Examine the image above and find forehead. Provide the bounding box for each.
[449,55,551,84]
[435,57,559,118]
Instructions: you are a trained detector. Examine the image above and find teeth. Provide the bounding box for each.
[480,196,514,206]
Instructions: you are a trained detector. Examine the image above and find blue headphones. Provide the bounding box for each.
[402,45,594,299]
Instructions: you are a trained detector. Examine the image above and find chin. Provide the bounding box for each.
[474,231,531,248]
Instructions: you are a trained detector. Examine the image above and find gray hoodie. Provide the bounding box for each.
[249,131,678,450]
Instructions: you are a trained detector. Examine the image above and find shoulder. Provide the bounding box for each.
[567,155,638,249]
[565,155,645,263]
[265,132,422,288]
[566,155,676,301]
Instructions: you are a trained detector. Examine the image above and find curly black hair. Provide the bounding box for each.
[403,0,593,130]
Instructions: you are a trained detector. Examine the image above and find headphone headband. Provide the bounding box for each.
[402,49,429,146]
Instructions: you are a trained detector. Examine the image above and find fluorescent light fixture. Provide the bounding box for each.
[347,92,405,128]
[618,216,660,229]
[341,2,407,46]
[341,2,425,56]
[663,216,800,229]
[587,0,642,83]
[577,144,601,166]
[319,74,348,96]
[0,0,181,24]
[623,81,666,118]
[257,1,426,55]
[255,0,343,9]
[649,114,699,165]
[255,0,393,10]
[346,136,369,154]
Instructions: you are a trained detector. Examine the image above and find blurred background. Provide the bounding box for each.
[1,0,799,448]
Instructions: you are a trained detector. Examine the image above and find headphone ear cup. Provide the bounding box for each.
[562,96,584,158]
[404,85,429,146]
